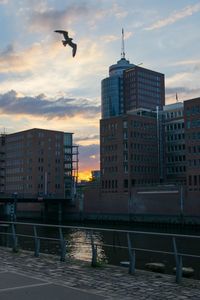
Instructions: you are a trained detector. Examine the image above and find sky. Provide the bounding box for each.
[1,0,200,180]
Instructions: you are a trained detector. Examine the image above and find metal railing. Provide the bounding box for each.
[0,221,200,283]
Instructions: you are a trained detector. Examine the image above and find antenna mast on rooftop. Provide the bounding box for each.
[121,28,125,59]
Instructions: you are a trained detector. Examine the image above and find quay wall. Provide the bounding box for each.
[1,185,200,224]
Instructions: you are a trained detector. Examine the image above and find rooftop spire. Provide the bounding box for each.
[121,28,125,59]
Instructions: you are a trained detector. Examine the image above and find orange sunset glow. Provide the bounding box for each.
[78,170,92,181]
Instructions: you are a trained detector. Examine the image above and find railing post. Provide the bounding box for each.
[172,237,182,283]
[59,227,66,262]
[33,225,40,257]
[90,230,97,267]
[11,222,18,253]
[58,202,62,225]
[127,233,135,275]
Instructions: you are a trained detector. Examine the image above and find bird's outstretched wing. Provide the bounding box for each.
[68,40,77,57]
[54,30,69,40]
[55,30,77,57]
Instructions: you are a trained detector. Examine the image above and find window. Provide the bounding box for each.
[187,121,191,129]
[124,164,128,173]
[194,175,197,186]
[124,142,128,150]
[131,179,135,186]
[124,179,128,188]
[123,131,128,140]
[123,121,128,128]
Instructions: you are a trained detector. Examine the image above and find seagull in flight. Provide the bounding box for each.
[54,30,77,57]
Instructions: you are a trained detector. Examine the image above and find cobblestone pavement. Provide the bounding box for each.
[0,247,200,299]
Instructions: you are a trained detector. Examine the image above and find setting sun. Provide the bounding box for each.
[78,170,92,181]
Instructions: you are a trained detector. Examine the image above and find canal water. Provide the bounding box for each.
[1,221,200,279]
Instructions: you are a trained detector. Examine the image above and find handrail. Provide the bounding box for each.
[1,220,200,239]
[0,220,199,284]
[0,231,200,259]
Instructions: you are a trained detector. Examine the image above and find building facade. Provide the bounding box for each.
[100,108,160,194]
[0,134,6,193]
[0,128,78,199]
[184,97,200,192]
[100,56,166,193]
[100,96,200,196]
[123,66,165,112]
[163,102,186,185]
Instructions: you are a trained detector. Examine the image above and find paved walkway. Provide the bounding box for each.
[0,247,200,299]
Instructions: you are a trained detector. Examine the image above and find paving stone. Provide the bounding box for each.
[0,247,200,299]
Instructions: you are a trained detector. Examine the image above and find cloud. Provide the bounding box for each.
[74,134,99,146]
[111,3,128,19]
[89,155,96,159]
[165,86,191,95]
[165,66,200,104]
[165,72,190,86]
[0,44,14,56]
[25,2,128,33]
[100,34,119,43]
[100,30,133,45]
[124,31,133,39]
[166,71,200,93]
[0,34,105,97]
[27,2,119,32]
[0,42,58,73]
[0,90,100,119]
[166,86,200,98]
[172,59,200,66]
[28,3,91,32]
[145,3,200,30]
[0,0,8,4]
[171,59,200,72]
[74,134,99,142]
[165,85,200,104]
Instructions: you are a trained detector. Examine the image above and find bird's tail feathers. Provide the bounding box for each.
[62,40,67,47]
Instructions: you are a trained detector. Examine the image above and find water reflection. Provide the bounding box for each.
[65,229,107,263]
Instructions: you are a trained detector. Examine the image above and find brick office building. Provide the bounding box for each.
[163,102,186,185]
[100,108,160,194]
[101,55,166,195]
[184,98,200,192]
[0,128,78,199]
[99,53,200,218]
[123,66,165,112]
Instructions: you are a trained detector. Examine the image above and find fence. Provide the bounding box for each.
[0,221,200,283]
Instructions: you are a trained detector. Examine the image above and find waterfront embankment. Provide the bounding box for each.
[0,247,200,299]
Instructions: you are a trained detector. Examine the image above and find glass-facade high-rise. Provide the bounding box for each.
[101,59,165,119]
[101,58,134,119]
